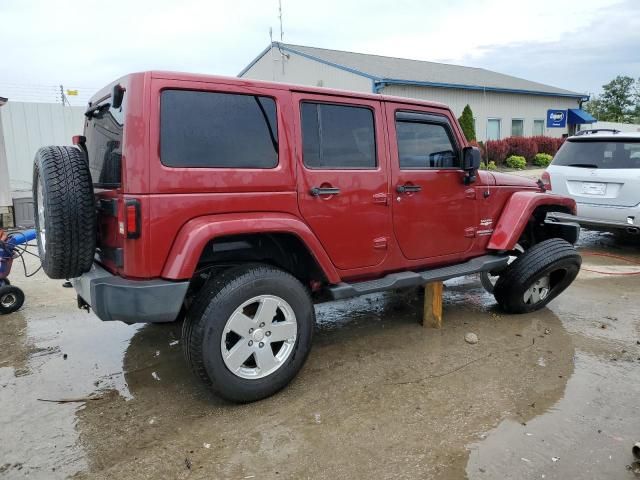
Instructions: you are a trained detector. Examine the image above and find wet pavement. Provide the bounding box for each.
[1,231,640,479]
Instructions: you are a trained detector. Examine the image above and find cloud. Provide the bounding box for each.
[453,0,640,94]
[0,0,637,103]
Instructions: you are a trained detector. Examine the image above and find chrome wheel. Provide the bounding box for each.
[36,177,46,255]
[220,295,297,380]
[523,275,550,305]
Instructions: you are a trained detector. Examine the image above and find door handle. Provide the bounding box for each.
[310,186,341,196]
[396,184,422,194]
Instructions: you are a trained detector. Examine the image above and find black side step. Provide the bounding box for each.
[328,255,509,300]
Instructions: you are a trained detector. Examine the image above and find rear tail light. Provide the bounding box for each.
[541,171,552,191]
[124,199,141,239]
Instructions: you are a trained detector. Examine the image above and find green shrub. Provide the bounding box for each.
[480,161,497,171]
[506,155,527,170]
[457,104,476,142]
[533,153,553,167]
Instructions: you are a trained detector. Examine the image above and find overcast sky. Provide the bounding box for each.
[1,0,639,104]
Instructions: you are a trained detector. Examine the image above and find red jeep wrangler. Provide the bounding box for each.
[32,72,581,402]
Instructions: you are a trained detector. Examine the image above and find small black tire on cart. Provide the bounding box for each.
[33,146,96,279]
[493,238,581,314]
[182,264,315,403]
[0,285,25,315]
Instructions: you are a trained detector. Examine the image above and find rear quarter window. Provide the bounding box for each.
[160,90,279,168]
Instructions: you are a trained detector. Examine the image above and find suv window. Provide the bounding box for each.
[301,102,376,169]
[396,120,459,169]
[85,98,125,188]
[553,140,640,169]
[160,90,278,168]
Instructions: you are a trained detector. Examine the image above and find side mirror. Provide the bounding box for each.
[462,146,481,184]
[111,84,125,109]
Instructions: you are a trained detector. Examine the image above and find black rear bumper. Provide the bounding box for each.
[72,264,189,323]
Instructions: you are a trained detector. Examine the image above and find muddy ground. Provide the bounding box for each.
[1,231,640,479]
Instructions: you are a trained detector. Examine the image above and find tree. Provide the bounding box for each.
[584,95,607,120]
[585,76,637,122]
[601,75,635,122]
[458,104,476,141]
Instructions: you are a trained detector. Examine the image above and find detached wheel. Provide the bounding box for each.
[494,238,581,313]
[182,264,314,403]
[0,285,25,315]
[480,243,524,293]
[33,146,96,279]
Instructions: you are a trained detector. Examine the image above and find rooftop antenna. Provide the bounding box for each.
[278,0,284,42]
[269,27,276,80]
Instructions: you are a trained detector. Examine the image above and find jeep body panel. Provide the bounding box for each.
[161,212,340,283]
[80,70,578,294]
[487,191,577,250]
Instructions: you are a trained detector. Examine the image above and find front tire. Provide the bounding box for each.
[182,264,315,403]
[480,243,524,294]
[493,239,581,313]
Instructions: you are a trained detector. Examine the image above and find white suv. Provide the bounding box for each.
[543,129,640,236]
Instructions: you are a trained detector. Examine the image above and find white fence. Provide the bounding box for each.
[0,102,85,196]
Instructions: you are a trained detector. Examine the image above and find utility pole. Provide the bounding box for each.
[59,85,67,106]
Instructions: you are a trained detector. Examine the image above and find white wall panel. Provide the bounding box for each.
[1,102,85,194]
[382,85,579,141]
[241,46,372,93]
[242,49,581,142]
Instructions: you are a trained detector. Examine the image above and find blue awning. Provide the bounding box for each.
[568,108,596,124]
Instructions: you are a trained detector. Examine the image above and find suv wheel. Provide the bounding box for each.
[182,264,314,403]
[480,243,524,294]
[493,238,581,313]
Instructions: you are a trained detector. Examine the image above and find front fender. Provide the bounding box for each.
[487,192,576,251]
[161,213,341,283]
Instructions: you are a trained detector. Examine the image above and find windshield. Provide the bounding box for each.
[84,96,125,188]
[553,139,640,169]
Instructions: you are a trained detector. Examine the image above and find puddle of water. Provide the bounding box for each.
[0,272,141,479]
[466,230,640,480]
[466,352,640,480]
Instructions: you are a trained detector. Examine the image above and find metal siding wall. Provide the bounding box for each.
[241,46,372,92]
[382,85,579,141]
[0,108,11,207]
[1,102,85,194]
[580,121,640,133]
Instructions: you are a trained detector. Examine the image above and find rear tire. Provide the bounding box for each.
[182,264,315,403]
[33,146,96,279]
[0,285,25,314]
[494,239,581,313]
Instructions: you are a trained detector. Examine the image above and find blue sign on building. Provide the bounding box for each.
[547,109,567,128]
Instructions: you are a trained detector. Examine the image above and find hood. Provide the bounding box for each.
[490,171,539,188]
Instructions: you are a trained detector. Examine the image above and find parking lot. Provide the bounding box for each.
[1,230,638,479]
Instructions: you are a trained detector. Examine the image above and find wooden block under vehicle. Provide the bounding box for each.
[422,281,443,328]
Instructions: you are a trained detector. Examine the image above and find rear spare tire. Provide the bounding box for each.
[33,146,96,279]
[493,238,581,314]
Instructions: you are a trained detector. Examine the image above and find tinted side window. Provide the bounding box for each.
[396,121,459,169]
[301,103,376,169]
[160,90,278,168]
